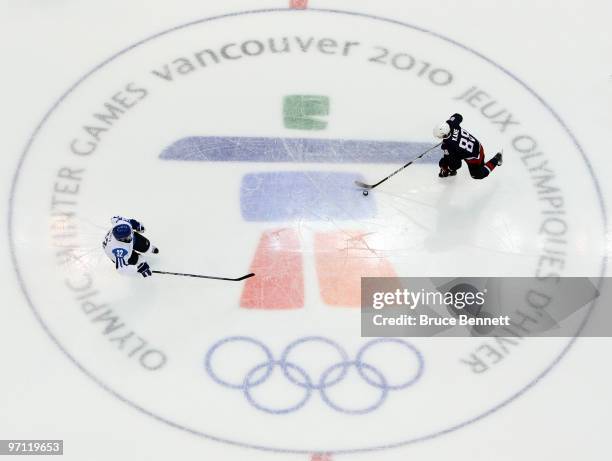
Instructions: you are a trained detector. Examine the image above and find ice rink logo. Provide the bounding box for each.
[205,336,424,414]
[8,7,606,455]
[160,137,434,307]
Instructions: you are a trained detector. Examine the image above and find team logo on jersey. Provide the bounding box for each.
[9,8,606,456]
[112,248,129,268]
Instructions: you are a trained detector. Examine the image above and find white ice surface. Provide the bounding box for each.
[1,1,611,460]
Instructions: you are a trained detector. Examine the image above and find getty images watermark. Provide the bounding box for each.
[361,277,607,337]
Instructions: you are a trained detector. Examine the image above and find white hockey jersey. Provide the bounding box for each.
[103,216,138,275]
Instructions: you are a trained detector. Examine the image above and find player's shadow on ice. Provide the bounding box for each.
[423,178,496,253]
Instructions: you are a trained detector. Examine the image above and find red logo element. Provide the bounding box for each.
[311,454,332,461]
[290,0,309,9]
[240,228,304,309]
[315,231,397,306]
[241,229,398,309]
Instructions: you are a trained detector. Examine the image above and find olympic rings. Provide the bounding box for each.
[244,361,312,414]
[204,336,425,415]
[280,336,349,390]
[356,338,424,390]
[204,336,273,389]
[319,361,388,414]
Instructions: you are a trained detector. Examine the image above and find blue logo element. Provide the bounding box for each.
[160,136,438,222]
[112,247,129,268]
[240,171,376,221]
[160,136,438,163]
[204,336,424,415]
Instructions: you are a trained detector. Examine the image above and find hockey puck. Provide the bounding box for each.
[363,190,369,196]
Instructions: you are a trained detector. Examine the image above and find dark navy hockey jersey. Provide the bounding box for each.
[440,113,482,161]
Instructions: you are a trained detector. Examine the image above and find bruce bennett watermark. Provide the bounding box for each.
[360,277,607,337]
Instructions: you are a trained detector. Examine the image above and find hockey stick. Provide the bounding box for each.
[152,270,255,281]
[354,142,442,190]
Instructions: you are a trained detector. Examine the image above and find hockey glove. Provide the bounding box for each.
[137,262,152,277]
[129,219,145,232]
[438,167,457,178]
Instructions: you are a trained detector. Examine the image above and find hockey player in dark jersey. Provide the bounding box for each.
[433,113,503,179]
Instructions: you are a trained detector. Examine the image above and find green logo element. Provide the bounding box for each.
[283,95,329,130]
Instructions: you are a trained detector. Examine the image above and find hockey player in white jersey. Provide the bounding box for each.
[102,216,159,277]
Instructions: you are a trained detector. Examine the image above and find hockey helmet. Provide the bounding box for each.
[433,122,451,139]
[112,223,132,242]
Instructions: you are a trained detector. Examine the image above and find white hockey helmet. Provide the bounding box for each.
[433,122,451,139]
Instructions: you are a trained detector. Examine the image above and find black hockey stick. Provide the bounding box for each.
[354,142,442,190]
[152,270,255,281]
